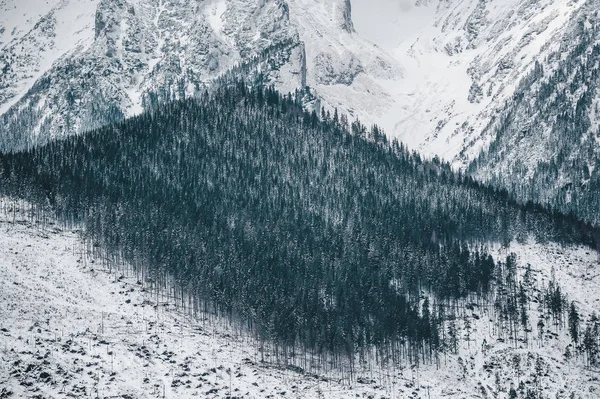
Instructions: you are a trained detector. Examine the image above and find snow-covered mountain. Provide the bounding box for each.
[0,0,98,115]
[352,0,591,165]
[4,0,600,223]
[0,0,402,151]
[1,0,594,167]
[467,0,600,224]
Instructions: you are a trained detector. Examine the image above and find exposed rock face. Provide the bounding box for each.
[0,0,400,151]
[338,0,355,33]
[2,0,593,197]
[313,51,362,85]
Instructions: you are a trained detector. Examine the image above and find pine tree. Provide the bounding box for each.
[568,301,580,345]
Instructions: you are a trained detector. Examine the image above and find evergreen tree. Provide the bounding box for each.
[568,301,580,345]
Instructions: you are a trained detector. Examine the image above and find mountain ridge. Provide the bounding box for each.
[469,0,600,225]
[0,0,402,152]
[2,0,596,205]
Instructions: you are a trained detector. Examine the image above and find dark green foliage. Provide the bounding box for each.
[583,314,600,366]
[1,81,598,363]
[569,301,580,345]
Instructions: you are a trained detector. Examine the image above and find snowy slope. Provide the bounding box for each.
[0,201,395,399]
[0,0,97,115]
[1,0,589,163]
[466,0,600,225]
[2,200,600,398]
[0,0,405,152]
[285,0,403,123]
[352,0,586,165]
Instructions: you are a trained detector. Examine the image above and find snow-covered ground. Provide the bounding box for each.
[351,0,585,166]
[0,203,385,398]
[0,0,97,115]
[1,200,600,398]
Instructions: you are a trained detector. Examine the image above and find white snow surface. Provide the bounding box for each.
[1,0,587,166]
[0,0,97,115]
[351,0,585,165]
[203,0,227,38]
[2,201,600,398]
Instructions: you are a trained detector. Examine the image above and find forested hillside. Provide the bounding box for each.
[1,81,598,369]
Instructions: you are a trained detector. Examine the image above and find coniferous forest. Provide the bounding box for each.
[1,81,599,370]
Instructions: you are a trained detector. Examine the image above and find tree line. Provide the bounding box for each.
[1,80,598,368]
